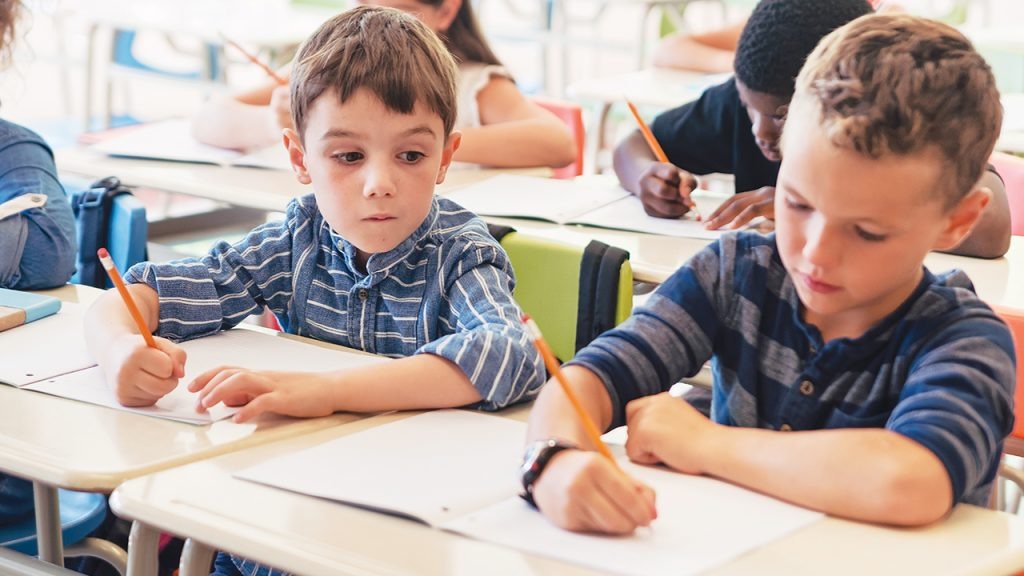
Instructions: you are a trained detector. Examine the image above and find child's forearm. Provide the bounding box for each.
[942,170,1012,258]
[85,283,160,361]
[325,354,482,413]
[526,365,615,450]
[455,122,575,168]
[699,426,952,526]
[191,97,279,151]
[613,130,660,195]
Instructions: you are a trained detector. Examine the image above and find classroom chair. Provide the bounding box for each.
[94,30,222,129]
[530,97,585,179]
[488,224,632,362]
[996,305,1024,510]
[989,152,1024,236]
[0,489,127,575]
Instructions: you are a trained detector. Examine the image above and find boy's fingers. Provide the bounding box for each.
[595,468,656,530]
[641,197,689,219]
[234,393,276,423]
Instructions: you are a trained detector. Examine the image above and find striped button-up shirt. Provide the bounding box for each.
[571,231,1015,507]
[126,194,544,410]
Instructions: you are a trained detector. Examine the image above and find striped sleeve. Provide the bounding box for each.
[417,236,545,410]
[569,240,726,428]
[123,200,308,341]
[888,309,1016,507]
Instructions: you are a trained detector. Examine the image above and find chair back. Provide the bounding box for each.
[0,490,107,556]
[530,97,585,179]
[489,224,632,361]
[989,152,1024,237]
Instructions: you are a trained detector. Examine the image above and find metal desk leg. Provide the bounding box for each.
[179,538,216,576]
[126,521,160,576]
[32,483,63,566]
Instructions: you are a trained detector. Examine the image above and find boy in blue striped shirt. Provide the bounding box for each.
[523,13,1015,533]
[85,7,544,423]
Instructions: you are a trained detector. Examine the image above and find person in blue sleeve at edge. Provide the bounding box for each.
[0,0,76,529]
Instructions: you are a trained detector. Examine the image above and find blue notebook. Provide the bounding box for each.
[0,288,62,333]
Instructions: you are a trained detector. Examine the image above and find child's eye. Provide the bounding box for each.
[332,152,363,164]
[856,227,887,242]
[399,151,425,163]
[784,198,810,212]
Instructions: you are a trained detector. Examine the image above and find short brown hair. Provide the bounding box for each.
[794,13,1002,206]
[290,6,458,141]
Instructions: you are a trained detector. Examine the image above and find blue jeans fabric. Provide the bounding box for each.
[211,552,288,576]
[0,120,77,289]
[0,473,34,526]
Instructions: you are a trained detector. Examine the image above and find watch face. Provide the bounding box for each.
[521,440,552,474]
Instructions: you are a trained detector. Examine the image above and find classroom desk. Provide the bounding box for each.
[52,151,1024,309]
[110,410,1024,576]
[55,147,552,213]
[566,69,727,174]
[0,284,379,574]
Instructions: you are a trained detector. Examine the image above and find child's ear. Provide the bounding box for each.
[436,0,462,32]
[436,130,462,185]
[283,128,312,185]
[933,186,991,251]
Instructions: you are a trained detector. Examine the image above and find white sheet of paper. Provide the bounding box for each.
[236,410,525,525]
[444,175,629,224]
[0,303,94,386]
[444,461,824,576]
[91,119,243,166]
[25,328,389,424]
[569,195,724,240]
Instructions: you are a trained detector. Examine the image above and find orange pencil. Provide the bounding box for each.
[625,99,703,221]
[220,33,287,85]
[522,314,618,466]
[98,248,156,349]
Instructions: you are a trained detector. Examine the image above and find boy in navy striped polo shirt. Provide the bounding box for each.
[523,13,1015,533]
[84,7,544,424]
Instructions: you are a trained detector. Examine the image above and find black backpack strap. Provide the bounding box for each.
[486,222,516,243]
[576,240,629,353]
[593,244,628,337]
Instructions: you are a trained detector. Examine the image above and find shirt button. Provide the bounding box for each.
[780,423,793,432]
[799,380,814,396]
[358,289,369,301]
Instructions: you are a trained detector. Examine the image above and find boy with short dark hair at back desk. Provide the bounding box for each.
[524,13,1015,534]
[614,0,1012,259]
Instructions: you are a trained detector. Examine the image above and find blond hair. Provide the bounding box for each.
[290,6,458,141]
[795,13,1002,206]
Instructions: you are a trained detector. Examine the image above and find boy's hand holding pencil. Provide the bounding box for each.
[97,248,186,407]
[626,99,703,221]
[522,315,657,534]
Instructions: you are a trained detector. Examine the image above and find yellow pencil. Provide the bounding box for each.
[98,248,156,348]
[522,314,618,466]
[626,99,703,221]
[220,33,287,85]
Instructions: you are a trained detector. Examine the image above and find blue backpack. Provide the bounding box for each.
[69,177,147,289]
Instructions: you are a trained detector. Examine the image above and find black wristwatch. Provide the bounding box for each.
[520,438,578,509]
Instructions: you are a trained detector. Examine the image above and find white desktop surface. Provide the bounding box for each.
[0,284,373,492]
[111,411,1024,576]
